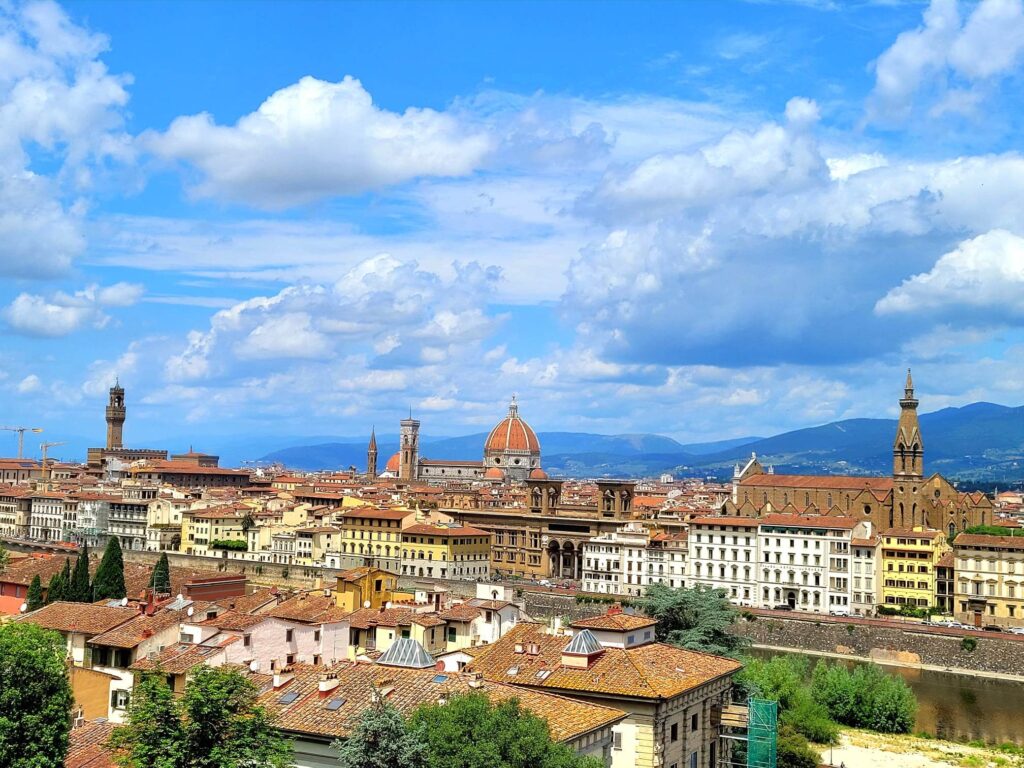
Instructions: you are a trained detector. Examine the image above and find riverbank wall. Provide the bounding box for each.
[732,613,1024,677]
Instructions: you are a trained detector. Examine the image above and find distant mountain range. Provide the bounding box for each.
[256,402,1024,484]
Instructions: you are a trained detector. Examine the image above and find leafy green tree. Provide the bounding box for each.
[108,666,291,768]
[335,699,427,768]
[636,583,749,657]
[95,537,127,601]
[46,559,71,604]
[738,657,837,744]
[25,575,44,612]
[810,662,916,734]
[110,673,182,768]
[776,725,820,768]
[180,666,291,768]
[0,622,74,767]
[409,692,603,768]
[149,552,171,595]
[0,542,9,573]
[68,544,92,603]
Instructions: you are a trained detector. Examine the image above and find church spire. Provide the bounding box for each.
[894,368,923,479]
[366,426,378,480]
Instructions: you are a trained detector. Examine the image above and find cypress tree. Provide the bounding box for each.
[46,559,71,604]
[68,544,91,603]
[149,552,171,595]
[26,575,44,611]
[93,537,127,601]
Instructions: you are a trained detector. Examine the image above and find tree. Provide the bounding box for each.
[335,698,427,768]
[776,726,820,768]
[110,666,291,768]
[46,559,71,604]
[109,673,182,768]
[149,552,171,595]
[0,542,9,573]
[637,583,749,657]
[409,692,603,768]
[738,657,837,744]
[95,538,127,601]
[68,544,92,603]
[810,662,916,734]
[0,622,74,768]
[25,575,44,612]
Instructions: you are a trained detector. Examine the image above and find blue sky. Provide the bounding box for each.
[4,0,1024,459]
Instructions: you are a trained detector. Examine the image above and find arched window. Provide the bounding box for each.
[948,523,956,540]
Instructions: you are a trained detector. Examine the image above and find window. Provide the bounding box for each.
[613,732,622,750]
[314,630,321,642]
[671,722,679,741]
[285,629,294,642]
[690,752,698,768]
[111,689,130,710]
[691,712,699,731]
[243,635,251,647]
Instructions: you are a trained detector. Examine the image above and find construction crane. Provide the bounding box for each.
[40,440,66,488]
[1,426,43,459]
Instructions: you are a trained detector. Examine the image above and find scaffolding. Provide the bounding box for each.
[716,697,777,768]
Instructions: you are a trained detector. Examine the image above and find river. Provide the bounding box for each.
[749,648,1024,745]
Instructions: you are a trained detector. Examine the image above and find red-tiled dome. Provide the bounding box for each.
[528,468,548,480]
[484,397,540,454]
[384,452,400,473]
[483,467,504,480]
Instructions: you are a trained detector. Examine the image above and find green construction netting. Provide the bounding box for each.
[747,698,777,768]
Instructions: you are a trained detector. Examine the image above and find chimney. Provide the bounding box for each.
[607,604,623,616]
[318,673,340,696]
[273,668,294,689]
[514,643,524,654]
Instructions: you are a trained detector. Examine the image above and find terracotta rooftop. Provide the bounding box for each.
[882,528,941,540]
[571,611,657,632]
[467,623,741,700]
[403,523,490,537]
[689,516,760,528]
[758,514,860,530]
[954,533,1024,551]
[89,608,183,648]
[66,720,115,768]
[268,592,350,624]
[740,474,893,491]
[20,602,138,636]
[259,661,624,743]
[129,638,234,673]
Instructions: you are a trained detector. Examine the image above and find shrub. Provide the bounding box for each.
[846,624,856,634]
[776,725,821,768]
[961,636,978,652]
[211,539,248,551]
[811,662,916,734]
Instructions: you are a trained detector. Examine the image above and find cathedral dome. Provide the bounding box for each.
[529,468,548,480]
[384,452,400,473]
[484,397,540,454]
[483,467,504,480]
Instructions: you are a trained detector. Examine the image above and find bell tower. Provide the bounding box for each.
[366,427,378,480]
[399,413,419,482]
[893,369,923,480]
[105,380,126,450]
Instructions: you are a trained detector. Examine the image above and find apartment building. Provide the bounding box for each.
[954,533,1024,628]
[29,492,65,541]
[756,515,867,613]
[687,517,759,606]
[400,522,491,579]
[880,527,950,609]
[851,533,880,615]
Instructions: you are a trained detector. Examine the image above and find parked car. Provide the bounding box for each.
[829,608,851,617]
[983,624,1004,632]
[772,604,792,611]
[1009,627,1024,635]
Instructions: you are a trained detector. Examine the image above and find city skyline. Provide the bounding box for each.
[4,0,1024,445]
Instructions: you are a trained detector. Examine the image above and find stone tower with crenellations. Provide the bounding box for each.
[105,381,126,450]
[399,413,420,482]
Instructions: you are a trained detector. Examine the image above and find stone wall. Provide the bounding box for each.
[733,614,1024,677]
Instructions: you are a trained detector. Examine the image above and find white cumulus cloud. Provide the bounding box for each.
[146,75,491,208]
[875,229,1024,315]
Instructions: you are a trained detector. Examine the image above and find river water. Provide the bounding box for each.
[749,648,1024,745]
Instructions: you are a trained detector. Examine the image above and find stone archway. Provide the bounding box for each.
[547,540,562,578]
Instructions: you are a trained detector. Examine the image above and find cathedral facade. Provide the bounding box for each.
[723,371,993,537]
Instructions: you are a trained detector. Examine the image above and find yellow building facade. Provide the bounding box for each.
[954,533,1024,628]
[400,522,492,579]
[880,527,950,609]
[334,566,404,612]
